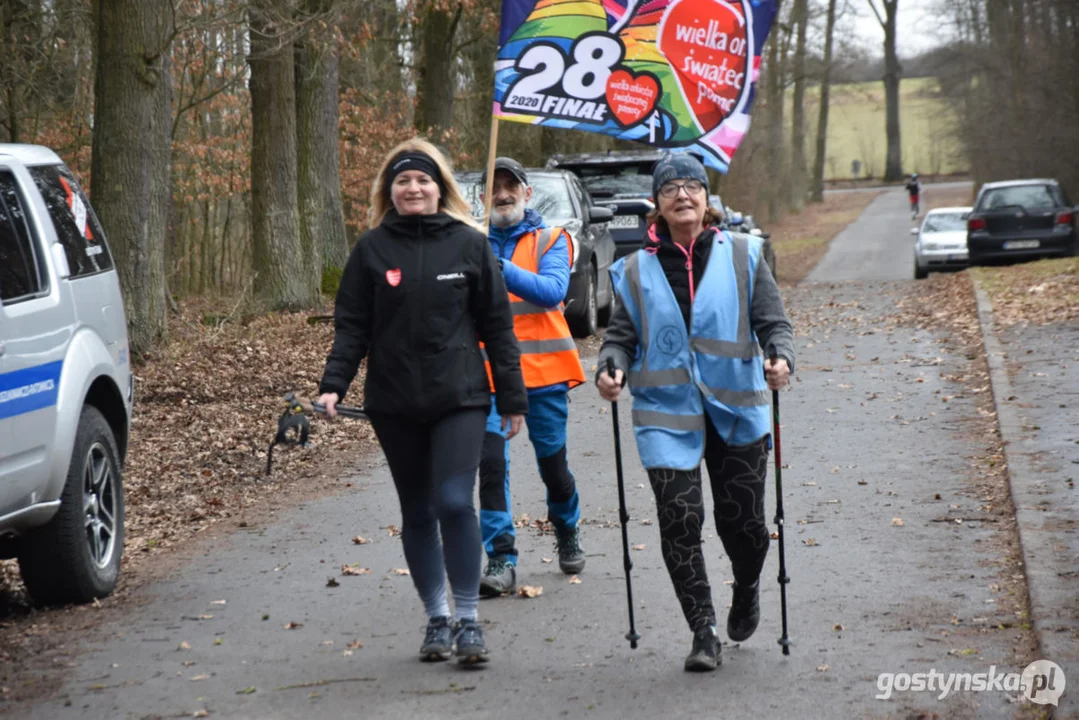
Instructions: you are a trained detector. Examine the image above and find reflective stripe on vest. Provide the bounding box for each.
[483,227,586,390]
[609,231,771,469]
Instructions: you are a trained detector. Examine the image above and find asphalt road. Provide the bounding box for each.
[10,186,1045,720]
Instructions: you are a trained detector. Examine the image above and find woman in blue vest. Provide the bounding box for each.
[596,153,794,672]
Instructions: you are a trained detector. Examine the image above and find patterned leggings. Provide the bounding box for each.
[647,422,771,632]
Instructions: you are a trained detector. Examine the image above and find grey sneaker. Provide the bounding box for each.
[684,625,721,672]
[479,556,517,598]
[453,618,490,665]
[727,581,761,642]
[555,525,586,575]
[420,616,453,661]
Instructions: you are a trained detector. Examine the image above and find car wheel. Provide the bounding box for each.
[568,265,599,338]
[18,405,124,605]
[914,258,928,280]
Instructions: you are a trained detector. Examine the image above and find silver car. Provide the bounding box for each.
[0,144,132,604]
[913,206,973,279]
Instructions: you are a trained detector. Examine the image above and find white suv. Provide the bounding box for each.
[0,144,132,604]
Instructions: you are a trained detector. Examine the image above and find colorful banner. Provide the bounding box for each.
[493,0,776,172]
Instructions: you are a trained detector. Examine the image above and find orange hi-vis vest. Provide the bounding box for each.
[485,227,586,391]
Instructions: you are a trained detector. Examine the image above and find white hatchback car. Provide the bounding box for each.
[0,144,132,605]
[913,206,973,279]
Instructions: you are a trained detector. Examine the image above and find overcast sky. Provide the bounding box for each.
[848,0,950,57]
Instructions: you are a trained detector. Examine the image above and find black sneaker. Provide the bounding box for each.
[453,618,490,665]
[555,525,586,575]
[684,625,721,672]
[479,556,517,598]
[727,580,761,642]
[420,616,454,661]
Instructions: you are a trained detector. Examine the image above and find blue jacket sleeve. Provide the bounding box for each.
[501,231,571,308]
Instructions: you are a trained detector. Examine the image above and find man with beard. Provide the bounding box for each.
[477,157,587,598]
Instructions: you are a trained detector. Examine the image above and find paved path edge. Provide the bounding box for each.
[971,274,1074,719]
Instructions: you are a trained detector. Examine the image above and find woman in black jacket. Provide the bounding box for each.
[318,139,527,665]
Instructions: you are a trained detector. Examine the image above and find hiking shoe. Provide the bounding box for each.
[479,556,517,598]
[453,618,490,665]
[420,616,454,661]
[684,625,721,672]
[555,525,586,575]
[727,580,761,642]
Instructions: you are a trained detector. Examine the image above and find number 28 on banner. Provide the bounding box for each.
[502,34,660,128]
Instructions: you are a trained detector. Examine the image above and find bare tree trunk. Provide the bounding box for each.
[90,0,172,355]
[248,0,310,310]
[414,1,462,136]
[295,0,349,283]
[870,0,903,181]
[811,0,838,202]
[765,0,787,223]
[789,0,808,209]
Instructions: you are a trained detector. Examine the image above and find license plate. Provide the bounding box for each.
[1003,240,1040,250]
[609,214,639,229]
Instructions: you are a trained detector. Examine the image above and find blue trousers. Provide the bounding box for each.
[478,391,580,561]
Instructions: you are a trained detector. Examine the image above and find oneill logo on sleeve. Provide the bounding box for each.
[436,272,466,281]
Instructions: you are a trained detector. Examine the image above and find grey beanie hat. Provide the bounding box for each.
[652,153,709,199]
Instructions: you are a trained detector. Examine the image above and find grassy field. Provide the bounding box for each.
[792,77,969,181]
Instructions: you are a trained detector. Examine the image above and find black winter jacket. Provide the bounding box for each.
[319,210,528,419]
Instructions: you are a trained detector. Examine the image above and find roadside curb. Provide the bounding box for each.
[971,274,1076,717]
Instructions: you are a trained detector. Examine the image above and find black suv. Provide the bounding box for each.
[967,179,1078,264]
[547,150,671,259]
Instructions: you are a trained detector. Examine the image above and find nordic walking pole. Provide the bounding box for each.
[607,357,640,649]
[768,345,792,655]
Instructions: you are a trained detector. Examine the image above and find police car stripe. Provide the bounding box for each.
[0,360,62,420]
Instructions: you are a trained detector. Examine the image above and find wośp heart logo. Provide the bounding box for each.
[605,69,660,128]
[657,0,752,133]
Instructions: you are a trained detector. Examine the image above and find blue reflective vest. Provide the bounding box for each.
[609,231,771,470]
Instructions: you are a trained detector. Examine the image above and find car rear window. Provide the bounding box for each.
[979,185,1061,211]
[922,212,968,232]
[28,164,114,278]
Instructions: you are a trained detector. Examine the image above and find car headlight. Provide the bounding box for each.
[921,241,939,251]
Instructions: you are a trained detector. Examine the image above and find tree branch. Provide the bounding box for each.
[866,0,885,28]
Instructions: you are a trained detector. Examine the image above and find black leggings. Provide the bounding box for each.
[647,420,771,632]
[367,408,486,620]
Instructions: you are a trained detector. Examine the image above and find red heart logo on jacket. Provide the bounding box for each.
[385,268,401,287]
[605,69,661,128]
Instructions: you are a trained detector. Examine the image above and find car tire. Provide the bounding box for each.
[914,258,928,280]
[568,265,599,338]
[18,405,124,605]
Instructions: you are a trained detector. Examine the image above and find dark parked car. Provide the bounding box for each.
[967,179,1077,265]
[546,150,667,259]
[457,169,616,337]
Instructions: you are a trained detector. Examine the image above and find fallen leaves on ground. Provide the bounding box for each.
[391,568,411,576]
[972,258,1078,327]
[803,538,819,547]
[631,544,646,551]
[518,585,543,598]
[346,640,364,650]
[891,518,905,527]
[284,622,303,630]
[351,536,369,545]
[568,575,582,584]
[341,565,370,576]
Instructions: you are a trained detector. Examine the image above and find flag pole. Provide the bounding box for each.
[483,115,500,232]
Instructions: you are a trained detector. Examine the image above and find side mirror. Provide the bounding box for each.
[589,206,613,223]
[910,227,919,235]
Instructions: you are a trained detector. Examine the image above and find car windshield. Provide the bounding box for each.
[980,185,1060,211]
[571,165,653,198]
[458,174,575,221]
[922,212,968,232]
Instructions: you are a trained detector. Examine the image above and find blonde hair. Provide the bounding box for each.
[368,138,482,231]
[646,204,725,237]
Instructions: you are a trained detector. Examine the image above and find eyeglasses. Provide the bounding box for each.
[659,180,705,198]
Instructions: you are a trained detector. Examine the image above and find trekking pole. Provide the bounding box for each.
[607,357,640,649]
[768,346,792,656]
